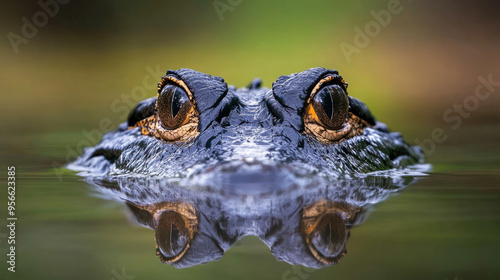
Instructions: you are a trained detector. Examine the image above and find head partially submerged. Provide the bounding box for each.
[69,67,425,182]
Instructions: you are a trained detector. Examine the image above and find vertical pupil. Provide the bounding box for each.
[312,84,349,130]
[171,87,190,119]
[156,212,189,258]
[314,87,334,119]
[311,213,346,258]
[157,84,192,130]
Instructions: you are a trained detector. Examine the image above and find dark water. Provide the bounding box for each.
[0,124,499,280]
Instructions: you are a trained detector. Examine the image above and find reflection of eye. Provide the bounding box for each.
[157,84,193,130]
[155,211,189,260]
[310,84,349,130]
[310,213,347,259]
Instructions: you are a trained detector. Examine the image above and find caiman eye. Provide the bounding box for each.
[128,75,200,142]
[133,76,200,142]
[311,84,349,130]
[157,84,193,130]
[303,74,369,143]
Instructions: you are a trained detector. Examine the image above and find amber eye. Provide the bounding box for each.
[157,84,193,130]
[311,84,349,130]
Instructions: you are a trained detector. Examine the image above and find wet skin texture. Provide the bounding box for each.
[70,67,425,179]
[70,67,428,268]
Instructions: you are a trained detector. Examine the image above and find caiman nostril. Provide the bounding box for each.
[246,78,262,89]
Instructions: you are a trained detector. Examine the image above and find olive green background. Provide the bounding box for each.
[0,0,499,279]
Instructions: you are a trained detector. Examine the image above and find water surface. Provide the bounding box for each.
[0,124,499,280]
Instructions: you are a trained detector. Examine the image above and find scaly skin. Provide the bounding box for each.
[69,67,425,179]
[69,68,428,267]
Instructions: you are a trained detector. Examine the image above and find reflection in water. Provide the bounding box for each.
[85,174,423,268]
[301,200,356,265]
[129,202,198,264]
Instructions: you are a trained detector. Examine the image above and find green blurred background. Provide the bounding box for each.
[0,0,499,279]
